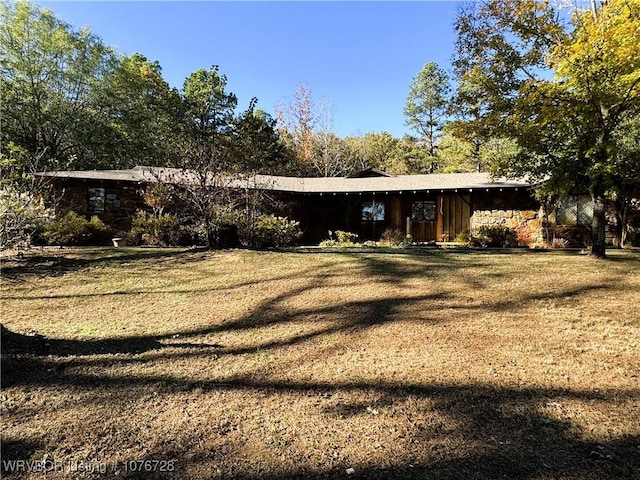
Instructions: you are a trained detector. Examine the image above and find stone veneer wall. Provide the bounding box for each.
[471,208,545,247]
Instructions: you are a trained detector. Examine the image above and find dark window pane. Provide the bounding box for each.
[105,190,121,212]
[412,201,435,221]
[88,188,105,213]
[362,201,385,221]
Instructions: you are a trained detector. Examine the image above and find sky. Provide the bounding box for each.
[36,1,462,138]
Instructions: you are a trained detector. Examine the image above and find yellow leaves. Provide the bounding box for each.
[549,0,640,102]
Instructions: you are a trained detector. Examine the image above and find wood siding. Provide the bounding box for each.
[436,195,471,242]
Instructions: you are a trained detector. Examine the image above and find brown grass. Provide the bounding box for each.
[1,246,639,479]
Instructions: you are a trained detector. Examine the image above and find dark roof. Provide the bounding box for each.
[39,166,532,194]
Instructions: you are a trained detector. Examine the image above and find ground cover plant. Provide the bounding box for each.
[1,247,639,479]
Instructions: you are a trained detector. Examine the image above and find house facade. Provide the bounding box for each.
[40,166,589,247]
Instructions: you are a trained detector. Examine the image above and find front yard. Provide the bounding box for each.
[1,247,639,479]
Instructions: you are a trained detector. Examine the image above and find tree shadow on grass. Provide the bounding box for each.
[2,249,639,479]
[0,247,208,283]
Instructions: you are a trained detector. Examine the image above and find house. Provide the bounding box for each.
[38,166,592,246]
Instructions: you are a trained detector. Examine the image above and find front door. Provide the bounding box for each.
[410,200,437,242]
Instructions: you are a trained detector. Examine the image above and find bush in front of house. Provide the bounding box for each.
[336,230,360,244]
[553,225,592,248]
[251,215,302,248]
[127,210,182,246]
[470,225,518,248]
[42,211,111,246]
[319,230,363,248]
[379,228,412,247]
[454,231,470,244]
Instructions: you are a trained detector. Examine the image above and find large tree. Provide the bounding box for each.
[169,66,238,248]
[453,0,640,257]
[86,53,184,168]
[276,83,316,175]
[0,0,114,169]
[404,62,451,171]
[1,2,184,170]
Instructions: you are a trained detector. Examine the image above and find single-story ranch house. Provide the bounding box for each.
[38,166,594,246]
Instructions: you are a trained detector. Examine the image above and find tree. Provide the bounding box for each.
[343,132,402,173]
[404,62,451,171]
[0,144,56,248]
[276,83,316,175]
[609,116,640,247]
[231,100,292,244]
[438,127,518,173]
[310,99,352,177]
[0,0,115,169]
[171,66,239,248]
[452,0,640,257]
[448,75,494,172]
[86,53,184,168]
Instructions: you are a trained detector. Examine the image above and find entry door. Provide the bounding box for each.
[410,201,437,242]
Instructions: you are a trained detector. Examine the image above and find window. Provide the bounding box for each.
[105,190,121,212]
[88,188,120,213]
[411,201,436,221]
[362,201,385,221]
[557,195,593,225]
[88,188,105,213]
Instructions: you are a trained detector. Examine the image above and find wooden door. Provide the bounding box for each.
[410,200,437,242]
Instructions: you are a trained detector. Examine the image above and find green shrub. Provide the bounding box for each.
[252,215,302,248]
[320,230,364,248]
[454,231,470,244]
[43,211,111,246]
[335,230,359,244]
[470,225,518,248]
[318,239,339,247]
[128,210,180,246]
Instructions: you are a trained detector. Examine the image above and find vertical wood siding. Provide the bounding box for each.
[437,195,471,241]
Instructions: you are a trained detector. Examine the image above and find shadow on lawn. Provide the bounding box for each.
[0,247,209,283]
[2,250,639,479]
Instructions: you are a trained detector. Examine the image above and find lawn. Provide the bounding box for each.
[1,247,639,479]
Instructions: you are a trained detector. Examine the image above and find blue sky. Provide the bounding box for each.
[38,1,462,138]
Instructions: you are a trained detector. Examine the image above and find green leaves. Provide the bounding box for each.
[404,62,451,160]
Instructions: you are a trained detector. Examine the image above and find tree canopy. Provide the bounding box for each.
[404,62,451,171]
[452,0,640,256]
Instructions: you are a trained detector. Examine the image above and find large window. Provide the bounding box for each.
[557,195,593,225]
[361,201,385,221]
[88,188,105,213]
[411,201,436,221]
[88,188,120,214]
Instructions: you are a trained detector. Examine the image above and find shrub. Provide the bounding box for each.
[320,230,363,248]
[0,185,53,249]
[335,230,359,244]
[379,229,412,247]
[252,215,302,248]
[380,228,403,246]
[318,239,339,247]
[470,225,518,248]
[454,231,470,244]
[553,225,592,248]
[43,211,111,246]
[551,237,568,249]
[128,210,180,246]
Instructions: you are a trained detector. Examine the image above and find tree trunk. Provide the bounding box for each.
[591,190,607,258]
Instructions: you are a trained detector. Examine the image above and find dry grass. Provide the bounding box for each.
[1,246,639,479]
